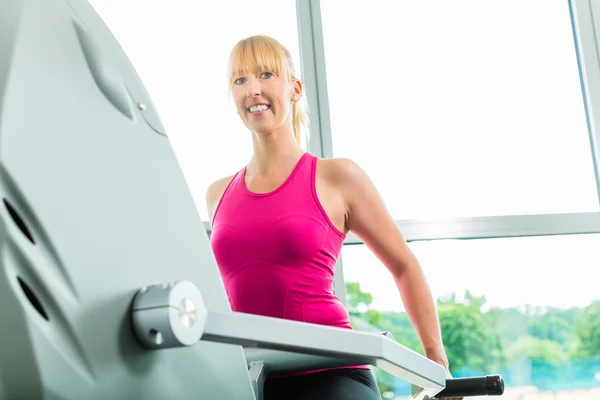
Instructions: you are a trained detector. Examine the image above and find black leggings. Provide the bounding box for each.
[264,368,382,400]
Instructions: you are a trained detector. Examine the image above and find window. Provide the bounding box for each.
[342,234,600,399]
[320,0,599,220]
[88,0,301,220]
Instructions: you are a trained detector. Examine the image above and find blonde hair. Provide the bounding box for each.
[227,35,309,144]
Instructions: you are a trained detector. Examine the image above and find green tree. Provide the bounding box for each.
[528,307,579,355]
[379,312,422,354]
[438,293,505,374]
[346,282,373,313]
[486,307,529,343]
[507,336,568,365]
[346,282,422,352]
[572,300,600,359]
[346,282,384,328]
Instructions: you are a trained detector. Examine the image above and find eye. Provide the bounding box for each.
[233,77,246,85]
[260,72,273,79]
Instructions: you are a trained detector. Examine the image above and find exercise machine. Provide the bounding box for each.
[0,0,505,398]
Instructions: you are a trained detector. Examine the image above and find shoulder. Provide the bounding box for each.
[316,157,371,189]
[316,156,379,212]
[205,174,237,224]
[206,174,236,200]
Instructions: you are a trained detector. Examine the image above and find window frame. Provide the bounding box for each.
[205,0,600,305]
[298,0,600,305]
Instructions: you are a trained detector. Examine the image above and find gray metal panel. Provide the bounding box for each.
[0,0,254,398]
[572,0,600,205]
[245,348,366,372]
[242,332,397,373]
[343,212,600,244]
[202,310,446,392]
[67,0,166,136]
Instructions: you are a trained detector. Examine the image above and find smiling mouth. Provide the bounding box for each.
[248,104,271,113]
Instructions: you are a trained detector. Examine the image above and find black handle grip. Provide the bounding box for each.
[436,374,504,398]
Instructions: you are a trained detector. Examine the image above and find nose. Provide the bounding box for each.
[246,77,261,98]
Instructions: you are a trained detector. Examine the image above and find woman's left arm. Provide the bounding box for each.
[335,158,451,371]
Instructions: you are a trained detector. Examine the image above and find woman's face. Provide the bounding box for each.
[231,69,299,136]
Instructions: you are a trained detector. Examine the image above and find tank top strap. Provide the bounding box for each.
[211,167,245,225]
[287,152,314,185]
[227,167,246,193]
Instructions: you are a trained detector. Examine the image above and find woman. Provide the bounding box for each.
[207,35,461,400]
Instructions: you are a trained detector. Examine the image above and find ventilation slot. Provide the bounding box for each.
[3,198,35,244]
[18,277,49,321]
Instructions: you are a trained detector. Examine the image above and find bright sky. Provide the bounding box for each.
[88,0,600,312]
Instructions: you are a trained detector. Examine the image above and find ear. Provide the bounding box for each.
[291,79,303,102]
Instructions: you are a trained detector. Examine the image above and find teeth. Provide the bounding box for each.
[249,105,269,113]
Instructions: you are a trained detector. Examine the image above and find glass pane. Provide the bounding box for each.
[342,234,600,399]
[89,0,301,220]
[321,0,599,219]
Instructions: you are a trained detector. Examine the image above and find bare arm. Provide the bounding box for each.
[335,159,450,369]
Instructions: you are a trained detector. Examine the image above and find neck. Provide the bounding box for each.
[248,129,304,175]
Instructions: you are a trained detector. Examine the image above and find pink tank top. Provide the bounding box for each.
[210,152,369,377]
